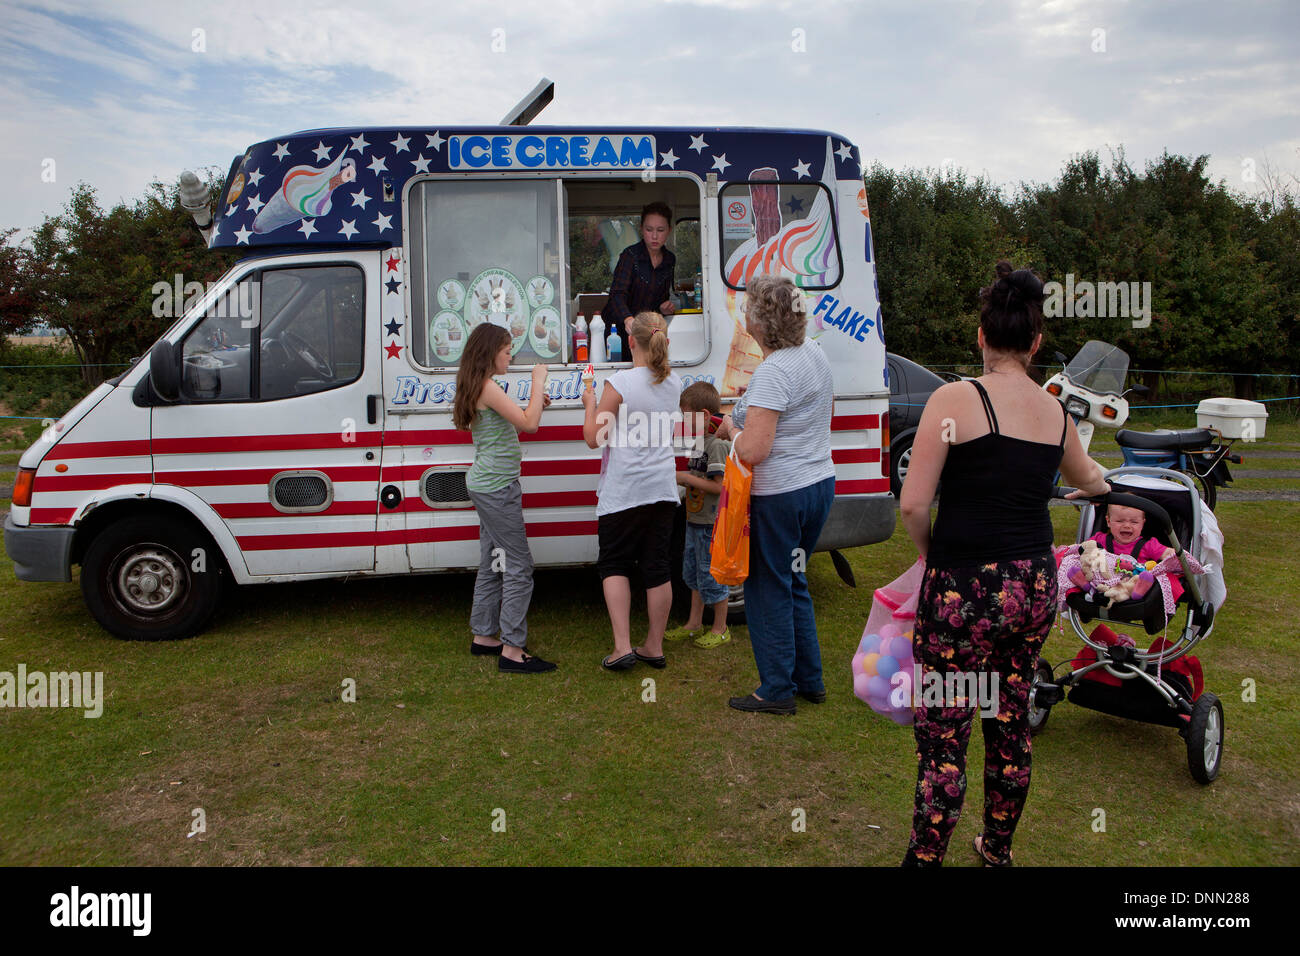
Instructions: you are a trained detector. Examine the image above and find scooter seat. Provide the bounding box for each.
[1115,428,1214,451]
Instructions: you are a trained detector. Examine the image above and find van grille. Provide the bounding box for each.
[270,472,332,513]
[421,469,471,509]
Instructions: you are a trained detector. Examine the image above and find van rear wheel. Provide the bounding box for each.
[81,516,224,641]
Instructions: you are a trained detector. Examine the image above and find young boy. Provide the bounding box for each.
[666,381,732,647]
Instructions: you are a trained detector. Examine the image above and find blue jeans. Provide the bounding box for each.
[743,476,835,701]
[684,522,730,605]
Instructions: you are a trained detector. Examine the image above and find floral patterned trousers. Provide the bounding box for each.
[902,555,1058,866]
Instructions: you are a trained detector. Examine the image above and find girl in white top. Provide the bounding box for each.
[582,311,683,671]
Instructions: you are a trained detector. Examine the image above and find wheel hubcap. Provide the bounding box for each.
[115,547,184,614]
[897,447,911,482]
[1204,706,1222,768]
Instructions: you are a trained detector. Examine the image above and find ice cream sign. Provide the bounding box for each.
[448,134,656,170]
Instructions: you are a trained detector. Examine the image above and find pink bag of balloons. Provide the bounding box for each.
[853,558,926,725]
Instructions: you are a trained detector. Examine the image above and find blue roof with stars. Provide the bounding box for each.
[211,126,862,251]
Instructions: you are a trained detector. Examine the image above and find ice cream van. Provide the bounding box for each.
[5,104,896,639]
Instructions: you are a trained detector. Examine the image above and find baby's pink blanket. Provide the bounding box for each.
[1055,544,1205,615]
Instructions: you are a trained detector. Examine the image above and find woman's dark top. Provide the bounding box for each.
[926,380,1068,569]
[606,240,674,357]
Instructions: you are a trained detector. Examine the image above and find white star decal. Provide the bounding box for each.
[411,154,431,173]
[426,132,445,151]
[659,148,679,169]
[246,193,265,214]
[711,153,731,174]
[835,142,853,162]
[234,225,252,245]
[351,189,371,209]
[390,133,410,153]
[689,134,708,154]
[367,155,388,175]
[339,220,359,239]
[349,133,370,154]
[792,159,812,179]
[313,142,332,162]
[298,218,318,238]
[246,168,263,187]
[373,212,393,233]
[272,142,290,160]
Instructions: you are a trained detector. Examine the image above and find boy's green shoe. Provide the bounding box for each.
[694,628,731,649]
[664,624,702,642]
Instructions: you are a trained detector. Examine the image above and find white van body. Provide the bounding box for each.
[5,124,895,639]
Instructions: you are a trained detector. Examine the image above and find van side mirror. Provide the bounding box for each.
[150,339,182,402]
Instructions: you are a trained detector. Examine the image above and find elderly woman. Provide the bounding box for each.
[898,261,1109,866]
[724,274,835,715]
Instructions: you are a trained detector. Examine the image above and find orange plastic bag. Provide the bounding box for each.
[710,446,753,586]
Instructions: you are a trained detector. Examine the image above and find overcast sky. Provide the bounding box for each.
[2,0,1297,233]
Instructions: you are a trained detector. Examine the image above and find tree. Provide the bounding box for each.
[864,163,1020,366]
[22,176,235,387]
[0,228,38,344]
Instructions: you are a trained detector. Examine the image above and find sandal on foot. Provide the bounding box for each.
[974,834,1011,866]
[601,652,637,671]
[664,625,702,642]
[633,649,667,669]
[694,628,731,649]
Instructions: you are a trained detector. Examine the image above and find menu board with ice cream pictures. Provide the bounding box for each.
[429,310,468,365]
[466,268,531,357]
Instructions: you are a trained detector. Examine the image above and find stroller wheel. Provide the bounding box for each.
[1185,692,1223,784]
[1027,658,1054,735]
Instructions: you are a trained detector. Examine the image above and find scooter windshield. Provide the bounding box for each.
[1064,340,1130,396]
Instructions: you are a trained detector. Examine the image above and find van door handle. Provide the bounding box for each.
[367,394,380,425]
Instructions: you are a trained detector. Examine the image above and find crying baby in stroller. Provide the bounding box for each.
[1062,502,1184,610]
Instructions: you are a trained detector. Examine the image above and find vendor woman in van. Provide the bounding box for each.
[605,201,676,359]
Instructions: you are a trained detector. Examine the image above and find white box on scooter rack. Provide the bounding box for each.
[1196,397,1268,439]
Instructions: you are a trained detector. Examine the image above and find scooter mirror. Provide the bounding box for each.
[1054,351,1068,365]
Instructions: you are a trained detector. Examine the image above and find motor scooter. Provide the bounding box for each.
[1113,425,1240,511]
[1043,340,1241,510]
[1043,340,1141,453]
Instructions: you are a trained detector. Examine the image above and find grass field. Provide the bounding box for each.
[1,421,1297,865]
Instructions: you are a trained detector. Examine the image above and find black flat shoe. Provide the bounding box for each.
[728,694,796,715]
[633,649,666,669]
[471,641,504,656]
[601,652,637,671]
[796,689,827,704]
[499,653,557,673]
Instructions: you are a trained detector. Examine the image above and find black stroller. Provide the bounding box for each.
[1029,468,1225,783]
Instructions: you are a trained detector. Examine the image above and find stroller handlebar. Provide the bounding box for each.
[1053,487,1176,539]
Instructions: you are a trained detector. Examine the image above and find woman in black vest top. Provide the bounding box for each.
[898,261,1109,866]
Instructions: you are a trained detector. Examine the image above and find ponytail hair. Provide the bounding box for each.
[629,311,670,384]
[979,259,1045,353]
[453,323,512,431]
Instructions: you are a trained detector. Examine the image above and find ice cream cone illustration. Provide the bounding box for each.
[719,157,838,396]
[253,154,357,234]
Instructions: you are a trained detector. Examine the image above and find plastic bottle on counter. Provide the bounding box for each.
[573,316,588,362]
[589,313,606,364]
[606,326,622,362]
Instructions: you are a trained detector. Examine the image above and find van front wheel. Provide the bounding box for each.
[80,516,224,640]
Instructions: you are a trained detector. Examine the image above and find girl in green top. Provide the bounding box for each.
[453,324,554,673]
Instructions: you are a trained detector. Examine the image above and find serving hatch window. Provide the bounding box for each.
[718,179,842,291]
[407,179,565,368]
